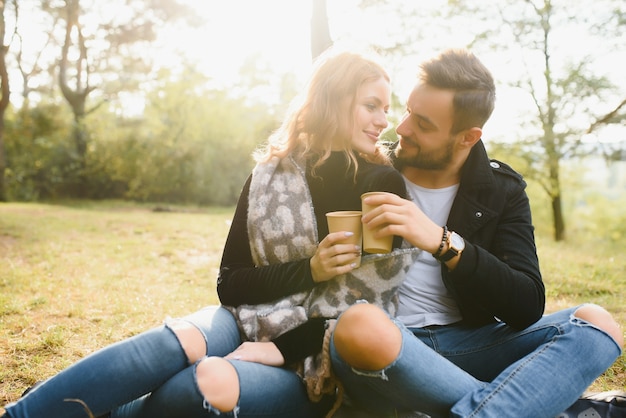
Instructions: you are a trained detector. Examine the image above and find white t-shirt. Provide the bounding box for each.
[397,177,463,328]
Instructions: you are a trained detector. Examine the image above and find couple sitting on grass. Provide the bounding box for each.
[4,47,623,418]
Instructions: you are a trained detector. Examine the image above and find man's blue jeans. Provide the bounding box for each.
[5,306,332,418]
[330,305,622,418]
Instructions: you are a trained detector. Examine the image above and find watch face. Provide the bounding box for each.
[450,232,465,250]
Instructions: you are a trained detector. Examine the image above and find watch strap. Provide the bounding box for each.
[433,229,462,263]
[435,246,460,263]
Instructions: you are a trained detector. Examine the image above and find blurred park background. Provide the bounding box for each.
[0,0,625,410]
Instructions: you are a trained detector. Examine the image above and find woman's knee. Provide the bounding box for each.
[196,357,240,412]
[574,304,624,348]
[334,303,401,370]
[168,320,207,364]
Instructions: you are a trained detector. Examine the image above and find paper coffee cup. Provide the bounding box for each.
[326,210,362,267]
[361,192,394,254]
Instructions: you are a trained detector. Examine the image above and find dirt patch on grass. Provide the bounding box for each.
[0,234,17,247]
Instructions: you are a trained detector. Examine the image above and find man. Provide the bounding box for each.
[330,49,623,418]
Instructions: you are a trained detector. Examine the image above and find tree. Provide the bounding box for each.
[311,0,332,60]
[58,0,91,195]
[470,0,626,241]
[13,0,58,110]
[0,0,14,202]
[49,0,196,196]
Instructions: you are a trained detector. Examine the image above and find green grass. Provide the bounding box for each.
[538,234,626,391]
[0,201,231,409]
[1,201,624,413]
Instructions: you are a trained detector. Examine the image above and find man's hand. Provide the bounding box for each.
[224,341,285,367]
[310,231,361,282]
[361,193,442,254]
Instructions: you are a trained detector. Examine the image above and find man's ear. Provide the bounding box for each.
[461,127,482,147]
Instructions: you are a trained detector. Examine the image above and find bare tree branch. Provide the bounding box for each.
[587,98,626,133]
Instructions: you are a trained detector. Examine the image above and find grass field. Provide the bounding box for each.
[1,201,624,413]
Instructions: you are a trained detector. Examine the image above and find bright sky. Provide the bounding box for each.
[180,0,314,85]
[172,0,405,88]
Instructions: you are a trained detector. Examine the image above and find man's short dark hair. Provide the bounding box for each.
[420,49,496,134]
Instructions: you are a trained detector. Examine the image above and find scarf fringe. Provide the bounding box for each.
[303,320,344,417]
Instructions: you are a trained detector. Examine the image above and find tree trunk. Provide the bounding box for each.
[0,127,6,202]
[552,194,566,241]
[0,1,11,202]
[547,155,566,241]
[59,0,91,197]
[310,0,332,60]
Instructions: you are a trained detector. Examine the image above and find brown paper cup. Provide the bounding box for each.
[361,192,394,254]
[326,210,362,267]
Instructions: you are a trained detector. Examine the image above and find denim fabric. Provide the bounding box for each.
[331,305,622,418]
[6,306,332,418]
[112,360,333,418]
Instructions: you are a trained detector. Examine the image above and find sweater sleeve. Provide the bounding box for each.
[368,167,408,199]
[217,175,317,306]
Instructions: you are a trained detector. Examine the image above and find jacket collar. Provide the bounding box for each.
[458,139,495,191]
[449,139,498,236]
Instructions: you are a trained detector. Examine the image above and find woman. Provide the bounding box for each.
[3,49,408,418]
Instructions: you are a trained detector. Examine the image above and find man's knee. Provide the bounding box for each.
[334,303,402,370]
[168,320,207,364]
[196,357,240,412]
[574,304,624,347]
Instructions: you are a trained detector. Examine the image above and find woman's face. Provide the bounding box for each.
[341,77,391,155]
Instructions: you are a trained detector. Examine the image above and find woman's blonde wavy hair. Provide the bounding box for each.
[254,48,392,175]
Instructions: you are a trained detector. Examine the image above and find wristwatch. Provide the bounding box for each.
[434,231,465,263]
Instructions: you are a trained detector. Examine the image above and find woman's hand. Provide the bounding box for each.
[224,341,285,366]
[310,231,361,283]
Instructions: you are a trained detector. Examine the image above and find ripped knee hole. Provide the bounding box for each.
[167,319,207,364]
[197,357,240,412]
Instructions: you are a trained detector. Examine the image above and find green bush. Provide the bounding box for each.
[4,104,76,200]
[5,77,277,205]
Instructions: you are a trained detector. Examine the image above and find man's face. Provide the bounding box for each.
[394,83,457,170]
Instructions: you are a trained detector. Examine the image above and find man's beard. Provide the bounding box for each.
[395,136,455,170]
